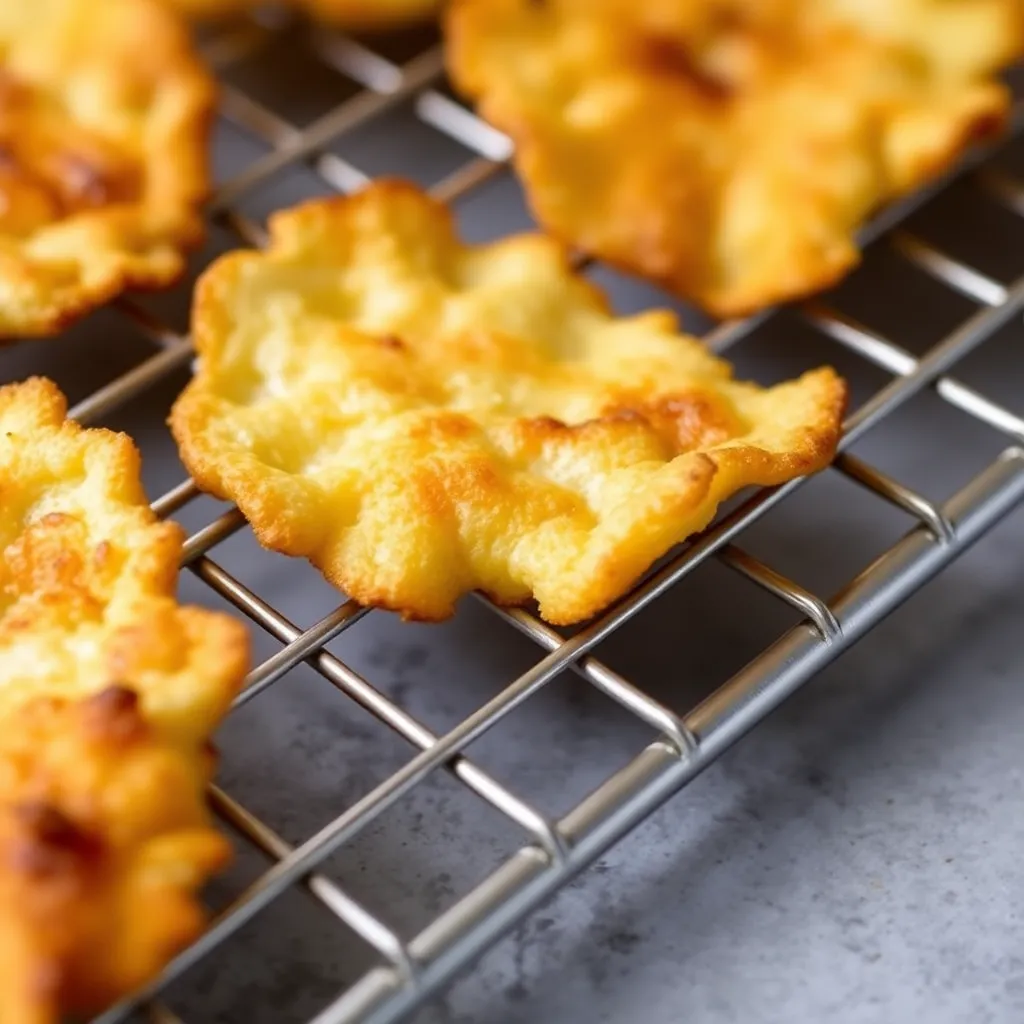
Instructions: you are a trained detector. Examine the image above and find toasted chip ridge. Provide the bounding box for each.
[172,181,845,624]
[446,0,1022,316]
[0,0,215,337]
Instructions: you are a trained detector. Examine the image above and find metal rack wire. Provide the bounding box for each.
[10,13,1020,1024]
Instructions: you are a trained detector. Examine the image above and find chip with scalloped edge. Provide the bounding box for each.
[172,181,845,625]
[0,0,215,337]
[0,377,248,743]
[446,0,1021,317]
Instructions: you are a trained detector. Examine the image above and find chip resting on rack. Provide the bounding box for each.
[171,181,845,624]
[0,687,230,1024]
[0,0,215,337]
[446,0,1021,317]
[170,0,438,27]
[0,377,248,743]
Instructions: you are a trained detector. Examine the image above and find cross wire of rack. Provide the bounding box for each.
[37,15,1020,1024]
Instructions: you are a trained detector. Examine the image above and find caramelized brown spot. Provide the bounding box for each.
[526,415,569,433]
[965,109,1008,145]
[86,685,139,716]
[706,5,750,33]
[409,413,476,442]
[49,151,129,208]
[603,408,645,426]
[378,334,406,351]
[602,391,743,452]
[0,70,29,110]
[9,804,98,876]
[0,68,141,229]
[81,685,146,744]
[635,35,734,100]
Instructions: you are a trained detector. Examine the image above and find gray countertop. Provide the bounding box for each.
[3,18,1023,1024]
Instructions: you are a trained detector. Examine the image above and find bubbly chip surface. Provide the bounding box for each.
[447,0,1021,316]
[0,0,215,337]
[0,378,248,743]
[172,181,845,624]
[170,0,437,26]
[0,687,230,1024]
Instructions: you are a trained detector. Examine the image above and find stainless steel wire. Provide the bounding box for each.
[30,13,1019,1023]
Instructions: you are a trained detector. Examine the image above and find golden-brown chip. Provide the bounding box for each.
[446,0,1022,317]
[0,377,248,744]
[169,0,438,27]
[0,0,215,337]
[0,687,230,1024]
[171,180,845,625]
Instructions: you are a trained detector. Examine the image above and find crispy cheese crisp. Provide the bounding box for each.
[0,0,215,337]
[0,687,230,1024]
[446,0,1022,317]
[170,0,438,27]
[171,181,845,624]
[0,378,248,744]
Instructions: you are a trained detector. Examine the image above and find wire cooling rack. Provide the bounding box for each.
[5,12,1023,1024]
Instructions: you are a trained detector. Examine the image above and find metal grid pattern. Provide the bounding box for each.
[7,13,1020,1024]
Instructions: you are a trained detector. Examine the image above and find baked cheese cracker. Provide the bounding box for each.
[0,688,230,1024]
[0,0,215,336]
[172,181,845,624]
[446,0,1021,316]
[0,378,248,744]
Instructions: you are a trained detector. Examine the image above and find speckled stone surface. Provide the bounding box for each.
[3,24,1024,1024]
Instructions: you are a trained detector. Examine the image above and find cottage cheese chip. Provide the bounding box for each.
[0,0,215,336]
[172,181,845,624]
[446,0,1021,315]
[0,378,247,742]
